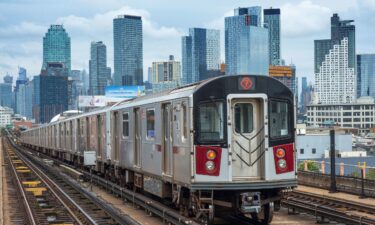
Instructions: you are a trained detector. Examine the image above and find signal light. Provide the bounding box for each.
[276,148,285,158]
[206,150,216,160]
[277,159,287,169]
[205,161,216,172]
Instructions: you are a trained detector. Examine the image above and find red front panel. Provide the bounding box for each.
[195,146,222,176]
[273,143,294,174]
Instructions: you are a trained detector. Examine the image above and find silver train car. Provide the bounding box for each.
[20,75,297,224]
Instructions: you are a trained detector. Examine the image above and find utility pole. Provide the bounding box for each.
[330,129,337,193]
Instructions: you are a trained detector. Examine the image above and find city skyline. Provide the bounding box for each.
[1,0,375,84]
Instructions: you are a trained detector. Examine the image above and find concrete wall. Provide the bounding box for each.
[298,171,375,197]
[296,134,352,159]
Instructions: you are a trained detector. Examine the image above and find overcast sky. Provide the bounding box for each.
[1,0,375,86]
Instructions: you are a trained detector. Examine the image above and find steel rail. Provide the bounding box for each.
[7,140,94,225]
[289,190,375,214]
[11,136,201,225]
[282,192,375,225]
[7,135,142,225]
[4,142,37,225]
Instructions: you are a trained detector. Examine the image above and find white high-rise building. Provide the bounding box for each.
[315,38,355,104]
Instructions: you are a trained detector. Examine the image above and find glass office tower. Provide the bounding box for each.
[181,28,220,85]
[357,54,375,98]
[264,8,281,66]
[42,25,71,72]
[113,15,143,86]
[225,7,269,76]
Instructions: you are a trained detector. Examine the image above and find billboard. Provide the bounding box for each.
[78,96,106,107]
[105,86,145,99]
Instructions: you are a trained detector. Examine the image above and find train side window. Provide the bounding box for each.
[146,109,155,139]
[269,100,290,138]
[122,112,129,137]
[181,103,188,142]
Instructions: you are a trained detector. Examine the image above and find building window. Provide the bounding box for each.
[122,112,129,137]
[146,109,155,138]
[300,148,304,154]
[312,148,316,154]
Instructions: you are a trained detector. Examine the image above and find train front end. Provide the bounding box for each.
[190,75,297,224]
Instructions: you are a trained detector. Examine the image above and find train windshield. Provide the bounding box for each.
[269,101,290,138]
[198,101,224,142]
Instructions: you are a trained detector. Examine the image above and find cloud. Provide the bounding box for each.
[204,10,233,30]
[56,6,182,39]
[0,5,184,79]
[0,21,45,38]
[362,0,375,11]
[281,1,332,38]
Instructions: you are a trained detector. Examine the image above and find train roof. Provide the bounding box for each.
[23,75,292,132]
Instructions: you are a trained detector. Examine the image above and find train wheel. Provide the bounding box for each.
[250,202,274,225]
[191,194,215,225]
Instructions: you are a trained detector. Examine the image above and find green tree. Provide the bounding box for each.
[298,161,320,172]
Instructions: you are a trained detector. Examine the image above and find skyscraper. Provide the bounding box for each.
[181,28,220,85]
[225,7,269,76]
[234,7,262,26]
[16,81,33,119]
[331,14,356,69]
[33,74,68,124]
[42,25,71,72]
[0,74,12,109]
[113,15,143,86]
[152,55,181,92]
[300,77,308,113]
[315,38,355,104]
[89,41,109,95]
[264,8,281,66]
[314,14,356,104]
[357,54,375,98]
[15,67,29,114]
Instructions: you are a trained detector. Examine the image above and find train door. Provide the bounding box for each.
[229,98,264,179]
[134,108,141,167]
[97,115,102,158]
[162,103,173,176]
[113,112,119,162]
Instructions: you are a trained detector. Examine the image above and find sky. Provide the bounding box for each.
[1,0,375,87]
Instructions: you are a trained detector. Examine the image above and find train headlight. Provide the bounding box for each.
[277,159,287,169]
[206,150,216,160]
[276,148,285,158]
[205,161,216,172]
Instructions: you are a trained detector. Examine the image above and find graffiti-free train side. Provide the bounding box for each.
[20,75,296,224]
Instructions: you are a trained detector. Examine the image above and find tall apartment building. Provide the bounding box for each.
[0,74,13,109]
[315,38,355,104]
[225,7,269,76]
[89,41,110,95]
[42,25,71,72]
[181,28,220,85]
[357,54,375,98]
[33,63,68,124]
[113,15,143,86]
[16,82,33,119]
[152,55,181,92]
[264,8,281,66]
[0,106,13,128]
[314,14,356,104]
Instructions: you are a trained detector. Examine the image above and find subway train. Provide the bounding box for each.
[20,75,297,224]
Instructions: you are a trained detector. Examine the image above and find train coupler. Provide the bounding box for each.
[240,192,261,213]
